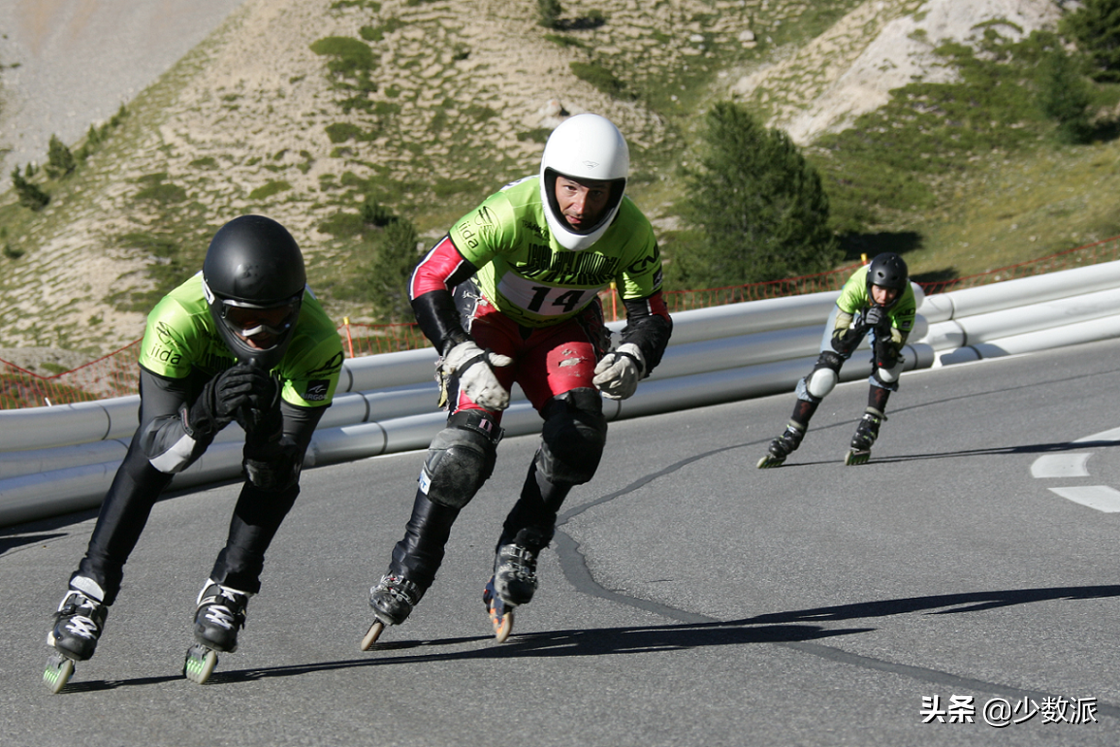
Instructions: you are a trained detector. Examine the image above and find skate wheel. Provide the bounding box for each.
[845,449,870,466]
[491,607,514,643]
[757,454,784,469]
[43,652,74,694]
[360,620,385,651]
[184,644,218,684]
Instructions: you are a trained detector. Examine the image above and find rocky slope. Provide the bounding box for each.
[0,0,1063,364]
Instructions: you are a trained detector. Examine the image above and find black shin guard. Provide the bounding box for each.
[790,398,821,431]
[498,462,569,550]
[389,491,461,590]
[868,386,891,413]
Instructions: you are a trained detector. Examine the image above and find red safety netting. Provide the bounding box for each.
[4,236,1120,409]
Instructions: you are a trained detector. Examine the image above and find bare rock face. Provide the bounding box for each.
[730,0,1061,144]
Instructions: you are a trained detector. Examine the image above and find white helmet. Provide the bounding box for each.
[539,113,630,251]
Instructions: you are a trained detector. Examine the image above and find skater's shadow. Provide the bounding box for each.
[65,583,1117,690]
[57,673,184,693]
[187,621,868,687]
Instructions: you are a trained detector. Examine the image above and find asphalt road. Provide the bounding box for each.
[3,338,1120,746]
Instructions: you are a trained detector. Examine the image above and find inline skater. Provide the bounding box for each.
[758,252,916,468]
[44,215,344,691]
[362,113,672,645]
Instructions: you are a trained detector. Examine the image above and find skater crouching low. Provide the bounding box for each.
[44,216,343,691]
[363,113,672,646]
[758,252,916,468]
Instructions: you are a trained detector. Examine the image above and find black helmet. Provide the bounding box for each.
[866,252,908,308]
[202,215,306,369]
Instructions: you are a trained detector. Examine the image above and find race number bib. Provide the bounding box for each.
[497,273,605,317]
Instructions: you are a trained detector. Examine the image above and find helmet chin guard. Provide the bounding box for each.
[539,113,629,251]
[202,215,307,369]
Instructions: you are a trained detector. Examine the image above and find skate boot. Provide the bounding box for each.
[184,580,251,684]
[361,573,424,650]
[845,408,885,466]
[482,577,515,643]
[44,578,107,693]
[758,423,805,468]
[483,528,547,642]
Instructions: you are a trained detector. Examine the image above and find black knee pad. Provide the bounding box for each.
[422,410,502,509]
[244,439,304,492]
[537,388,608,486]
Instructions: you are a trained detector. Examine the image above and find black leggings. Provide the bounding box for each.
[75,438,300,604]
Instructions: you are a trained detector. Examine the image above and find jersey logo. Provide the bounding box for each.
[626,245,661,275]
[475,206,497,228]
[304,380,330,401]
[156,320,175,345]
[146,344,182,366]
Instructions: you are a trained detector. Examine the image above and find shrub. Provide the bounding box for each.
[10,168,50,211]
[325,122,368,143]
[310,36,376,76]
[135,174,187,204]
[249,180,292,200]
[361,196,396,227]
[538,0,562,29]
[570,61,634,100]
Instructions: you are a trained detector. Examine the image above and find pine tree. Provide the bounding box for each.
[46,135,76,178]
[1039,45,1094,143]
[1060,0,1120,82]
[677,102,839,287]
[365,216,421,322]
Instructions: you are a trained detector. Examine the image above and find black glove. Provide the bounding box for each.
[185,363,276,439]
[862,306,886,331]
[238,367,282,439]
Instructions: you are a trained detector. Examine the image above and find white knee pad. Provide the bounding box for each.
[805,368,838,398]
[877,361,902,384]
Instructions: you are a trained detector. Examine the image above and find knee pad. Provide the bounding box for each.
[873,360,903,387]
[805,351,844,399]
[244,439,304,492]
[537,388,608,486]
[421,410,501,509]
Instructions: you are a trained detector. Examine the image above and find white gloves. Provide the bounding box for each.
[440,340,512,411]
[593,342,645,400]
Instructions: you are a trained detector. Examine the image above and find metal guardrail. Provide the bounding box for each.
[3,260,1120,527]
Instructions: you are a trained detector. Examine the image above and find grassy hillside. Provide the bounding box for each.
[0,0,1114,358]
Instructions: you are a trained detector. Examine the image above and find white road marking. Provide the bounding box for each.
[1030,453,1091,479]
[1048,486,1120,513]
[1074,427,1120,443]
[1031,427,1120,512]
